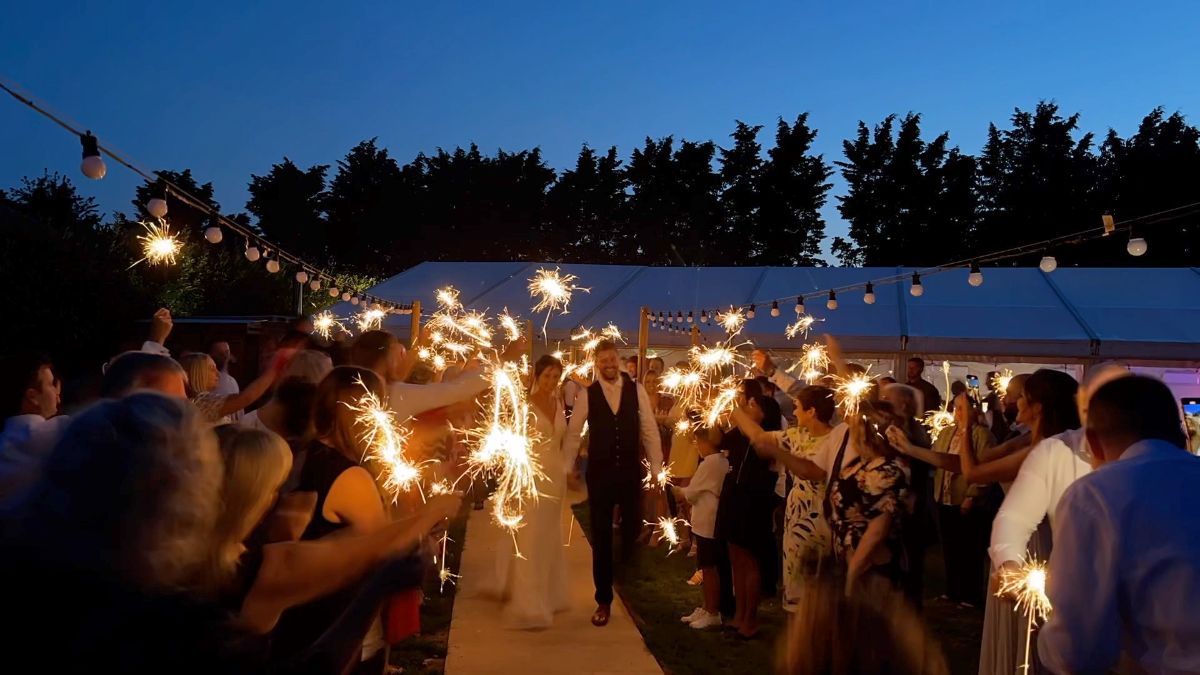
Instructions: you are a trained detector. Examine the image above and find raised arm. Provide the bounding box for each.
[218,366,280,417]
[888,425,961,472]
[730,405,783,454]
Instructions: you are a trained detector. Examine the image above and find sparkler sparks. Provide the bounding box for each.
[646,516,689,554]
[991,368,1015,396]
[641,459,674,490]
[130,219,182,268]
[922,408,956,437]
[703,377,742,427]
[355,308,386,332]
[997,558,1053,673]
[717,307,746,335]
[437,533,461,592]
[801,343,831,377]
[347,381,426,499]
[833,370,874,416]
[498,310,522,342]
[785,314,818,340]
[312,311,347,341]
[528,267,589,335]
[674,419,691,434]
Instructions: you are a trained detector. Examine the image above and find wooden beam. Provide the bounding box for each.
[638,306,650,382]
[409,300,421,348]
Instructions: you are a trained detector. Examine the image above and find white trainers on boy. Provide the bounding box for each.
[680,607,704,623]
[689,610,721,629]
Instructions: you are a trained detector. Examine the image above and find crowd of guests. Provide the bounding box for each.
[624,346,1200,673]
[0,310,509,674]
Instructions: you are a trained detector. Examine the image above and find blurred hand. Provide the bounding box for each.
[425,493,464,522]
[960,497,975,515]
[989,560,1021,600]
[149,308,173,345]
[885,425,912,455]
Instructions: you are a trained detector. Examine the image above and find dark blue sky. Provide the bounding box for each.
[4,1,1199,259]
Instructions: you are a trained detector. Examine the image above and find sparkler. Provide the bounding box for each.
[703,377,742,427]
[691,344,736,373]
[355,307,386,332]
[646,516,689,555]
[833,369,874,416]
[312,311,347,341]
[997,558,1053,673]
[347,381,428,500]
[129,219,182,268]
[641,459,674,490]
[801,343,831,377]
[437,533,461,592]
[991,368,1015,396]
[498,310,522,342]
[717,307,746,335]
[528,267,589,336]
[922,408,956,437]
[674,419,691,434]
[785,314,818,340]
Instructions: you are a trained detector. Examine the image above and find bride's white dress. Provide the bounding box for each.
[489,397,570,629]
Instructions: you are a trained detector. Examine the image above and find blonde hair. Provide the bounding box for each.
[779,579,948,675]
[14,393,222,591]
[203,427,292,592]
[179,353,215,397]
[283,349,333,384]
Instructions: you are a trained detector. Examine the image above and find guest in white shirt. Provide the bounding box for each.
[989,364,1129,574]
[672,426,730,630]
[1039,376,1200,674]
[209,341,242,421]
[0,353,68,502]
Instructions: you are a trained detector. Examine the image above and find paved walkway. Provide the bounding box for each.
[445,489,661,675]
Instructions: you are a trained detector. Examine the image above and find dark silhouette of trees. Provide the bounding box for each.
[247,158,330,262]
[546,145,628,263]
[758,114,833,266]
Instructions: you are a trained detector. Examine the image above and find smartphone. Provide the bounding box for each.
[966,374,979,389]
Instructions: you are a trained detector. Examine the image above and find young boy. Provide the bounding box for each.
[673,425,730,629]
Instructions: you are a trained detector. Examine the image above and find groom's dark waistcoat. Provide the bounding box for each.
[585,373,641,480]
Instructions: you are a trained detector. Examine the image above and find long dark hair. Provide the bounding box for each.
[1024,369,1081,438]
[754,394,783,432]
[533,354,563,381]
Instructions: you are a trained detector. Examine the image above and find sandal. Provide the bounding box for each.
[591,605,611,627]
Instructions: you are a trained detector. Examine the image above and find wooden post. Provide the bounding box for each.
[409,300,421,349]
[638,306,650,382]
[690,324,701,348]
[524,320,535,362]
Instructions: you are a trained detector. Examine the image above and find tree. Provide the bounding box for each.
[1099,108,1200,265]
[247,158,330,263]
[546,144,628,262]
[719,121,763,259]
[759,114,833,266]
[326,139,405,274]
[625,136,681,264]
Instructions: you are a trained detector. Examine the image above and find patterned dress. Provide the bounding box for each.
[827,455,909,583]
[776,427,832,606]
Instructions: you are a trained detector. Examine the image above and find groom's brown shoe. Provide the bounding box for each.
[591,604,611,627]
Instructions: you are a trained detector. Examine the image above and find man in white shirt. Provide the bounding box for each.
[563,340,663,627]
[1039,376,1200,674]
[989,364,1129,572]
[0,353,68,503]
[210,341,241,421]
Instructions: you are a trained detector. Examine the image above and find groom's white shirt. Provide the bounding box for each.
[563,375,663,477]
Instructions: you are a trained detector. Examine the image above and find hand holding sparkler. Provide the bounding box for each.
[995,557,1052,673]
[149,308,173,346]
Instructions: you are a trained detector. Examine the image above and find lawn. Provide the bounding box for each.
[388,506,470,674]
[574,503,984,675]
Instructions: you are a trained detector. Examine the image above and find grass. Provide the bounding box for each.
[574,502,984,675]
[388,507,470,675]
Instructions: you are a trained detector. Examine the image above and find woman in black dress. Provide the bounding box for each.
[716,388,782,639]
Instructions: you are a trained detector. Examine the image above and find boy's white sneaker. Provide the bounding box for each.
[680,607,704,623]
[689,610,721,629]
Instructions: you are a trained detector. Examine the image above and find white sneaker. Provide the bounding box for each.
[680,607,704,623]
[689,610,721,629]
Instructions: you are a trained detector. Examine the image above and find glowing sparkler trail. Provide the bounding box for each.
[703,378,741,427]
[312,311,346,341]
[785,315,818,340]
[717,307,746,335]
[991,368,1015,396]
[129,219,182,268]
[833,369,874,416]
[437,533,460,592]
[674,419,691,434]
[347,381,427,500]
[498,310,522,342]
[998,558,1053,673]
[436,286,462,311]
[355,308,386,332]
[647,516,689,555]
[641,459,674,490]
[922,408,956,437]
[692,344,736,372]
[528,267,589,336]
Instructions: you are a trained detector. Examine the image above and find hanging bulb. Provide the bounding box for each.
[863,282,876,305]
[687,311,694,323]
[244,245,261,262]
[351,296,360,305]
[968,262,984,287]
[770,300,780,317]
[747,304,756,319]
[204,226,222,244]
[329,286,340,297]
[658,312,664,324]
[910,273,924,297]
[295,270,309,284]
[700,309,708,323]
[146,184,168,219]
[310,279,321,291]
[1127,237,1148,257]
[265,259,281,273]
[79,131,106,179]
[1039,256,1058,273]
[342,291,351,301]
[795,296,805,314]
[826,290,838,310]
[676,312,683,323]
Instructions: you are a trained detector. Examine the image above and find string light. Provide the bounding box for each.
[245,244,260,262]
[770,300,780,317]
[826,290,838,310]
[747,304,756,319]
[910,272,924,297]
[204,225,222,244]
[1039,255,1057,273]
[295,270,309,284]
[968,262,984,287]
[863,282,875,305]
[309,279,321,291]
[329,286,340,298]
[700,309,708,323]
[265,259,280,273]
[79,131,106,179]
[146,186,168,219]
[795,296,805,314]
[1127,236,1148,257]
[686,311,694,323]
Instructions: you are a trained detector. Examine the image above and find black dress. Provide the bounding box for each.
[714,429,777,556]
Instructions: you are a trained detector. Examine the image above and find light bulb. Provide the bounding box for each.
[968,264,984,287]
[1039,256,1057,273]
[80,132,106,179]
[795,297,805,315]
[341,291,351,301]
[295,270,309,284]
[329,287,340,297]
[826,291,838,310]
[686,311,694,323]
[265,259,281,273]
[747,305,756,319]
[910,273,924,297]
[864,283,876,305]
[202,226,221,243]
[770,301,780,317]
[310,279,321,291]
[245,246,260,262]
[146,197,168,219]
[1127,237,1148,257]
[350,296,360,305]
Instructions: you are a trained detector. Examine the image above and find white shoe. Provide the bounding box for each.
[680,607,704,623]
[689,610,721,629]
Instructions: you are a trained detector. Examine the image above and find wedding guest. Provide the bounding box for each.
[0,353,66,501]
[905,357,942,414]
[100,351,188,398]
[1039,376,1200,673]
[673,425,730,630]
[210,341,242,421]
[180,353,281,425]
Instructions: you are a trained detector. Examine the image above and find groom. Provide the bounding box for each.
[564,339,663,627]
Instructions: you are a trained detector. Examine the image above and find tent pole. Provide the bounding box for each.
[525,320,535,362]
[690,324,701,348]
[638,306,650,382]
[409,300,422,349]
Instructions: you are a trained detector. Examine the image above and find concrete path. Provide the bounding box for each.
[445,489,662,675]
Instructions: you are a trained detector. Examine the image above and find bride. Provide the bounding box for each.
[491,354,570,629]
